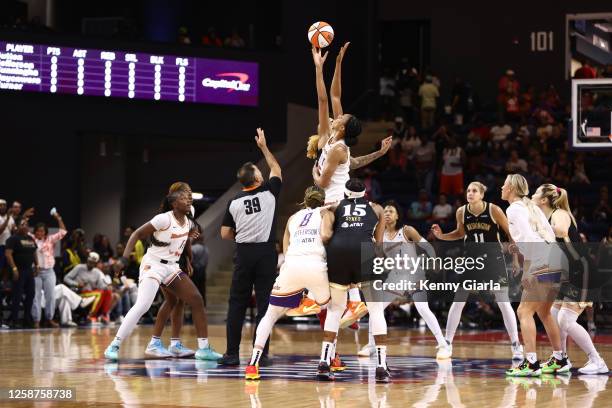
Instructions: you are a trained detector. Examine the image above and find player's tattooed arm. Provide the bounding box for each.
[349,136,392,170]
[331,42,350,119]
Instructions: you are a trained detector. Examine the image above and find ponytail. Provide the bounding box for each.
[540,183,577,228]
[507,174,554,242]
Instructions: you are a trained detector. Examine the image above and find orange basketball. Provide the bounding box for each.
[308,21,334,48]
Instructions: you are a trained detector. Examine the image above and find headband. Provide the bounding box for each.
[345,188,365,199]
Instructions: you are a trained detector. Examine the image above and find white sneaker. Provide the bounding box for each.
[436,344,452,360]
[578,358,609,375]
[145,339,174,358]
[511,343,524,360]
[80,296,95,309]
[65,321,78,327]
[358,344,375,357]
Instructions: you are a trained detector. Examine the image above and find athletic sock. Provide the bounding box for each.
[320,341,334,364]
[332,338,337,357]
[249,348,263,366]
[348,288,361,302]
[197,338,209,349]
[553,350,563,360]
[376,345,387,368]
[170,338,180,347]
[414,302,446,348]
[526,352,537,364]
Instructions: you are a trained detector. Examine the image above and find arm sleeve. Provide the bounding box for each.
[222,201,236,229]
[268,176,282,197]
[150,213,171,231]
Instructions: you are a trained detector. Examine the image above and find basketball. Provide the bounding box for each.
[308,21,334,48]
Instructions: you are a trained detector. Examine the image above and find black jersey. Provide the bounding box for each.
[327,197,380,286]
[463,202,500,243]
[331,197,379,243]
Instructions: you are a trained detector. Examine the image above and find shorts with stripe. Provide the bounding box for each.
[270,257,330,308]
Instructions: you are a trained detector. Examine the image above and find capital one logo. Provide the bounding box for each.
[201,72,251,92]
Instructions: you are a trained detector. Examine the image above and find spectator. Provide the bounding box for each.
[93,234,114,262]
[121,226,144,281]
[419,75,439,129]
[497,69,520,119]
[573,60,597,79]
[401,125,421,160]
[391,116,407,139]
[431,194,453,224]
[224,28,246,48]
[191,234,209,305]
[362,167,382,203]
[100,263,123,320]
[414,133,436,194]
[379,68,396,120]
[62,229,87,274]
[490,119,512,146]
[505,149,528,173]
[31,211,67,328]
[550,151,573,184]
[528,152,549,185]
[408,189,433,221]
[5,217,38,329]
[202,26,223,47]
[178,26,191,45]
[387,140,408,173]
[54,283,94,327]
[571,153,590,185]
[593,186,611,222]
[440,137,465,197]
[63,252,113,324]
[396,67,419,124]
[0,199,15,272]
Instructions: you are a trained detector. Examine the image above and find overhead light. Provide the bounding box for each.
[192,192,204,200]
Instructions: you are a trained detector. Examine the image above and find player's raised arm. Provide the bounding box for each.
[431,206,466,241]
[331,42,349,119]
[312,47,331,148]
[350,135,393,170]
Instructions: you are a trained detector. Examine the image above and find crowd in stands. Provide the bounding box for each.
[0,201,209,330]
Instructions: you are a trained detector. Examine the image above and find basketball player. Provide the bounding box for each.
[358,200,449,359]
[431,181,523,360]
[297,45,391,324]
[316,179,390,383]
[502,174,563,377]
[144,187,204,358]
[104,182,221,361]
[532,183,608,374]
[244,186,333,380]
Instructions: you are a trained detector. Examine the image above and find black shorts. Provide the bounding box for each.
[327,241,375,286]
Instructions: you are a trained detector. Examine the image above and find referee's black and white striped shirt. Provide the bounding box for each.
[222,177,282,244]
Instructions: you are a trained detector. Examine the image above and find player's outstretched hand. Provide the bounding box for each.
[255,127,267,150]
[430,224,442,238]
[337,42,350,61]
[379,135,393,154]
[311,46,328,68]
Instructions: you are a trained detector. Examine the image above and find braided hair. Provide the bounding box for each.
[151,182,202,247]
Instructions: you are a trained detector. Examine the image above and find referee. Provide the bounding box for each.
[218,128,282,366]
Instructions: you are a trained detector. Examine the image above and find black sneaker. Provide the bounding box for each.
[217,354,240,366]
[317,361,334,381]
[375,366,391,383]
[259,355,273,367]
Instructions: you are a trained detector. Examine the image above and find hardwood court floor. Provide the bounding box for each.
[1,323,611,407]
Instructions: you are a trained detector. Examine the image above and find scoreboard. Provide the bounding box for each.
[0,40,259,106]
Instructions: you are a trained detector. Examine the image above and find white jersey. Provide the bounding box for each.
[317,138,350,203]
[383,228,417,259]
[286,208,326,260]
[147,211,193,262]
